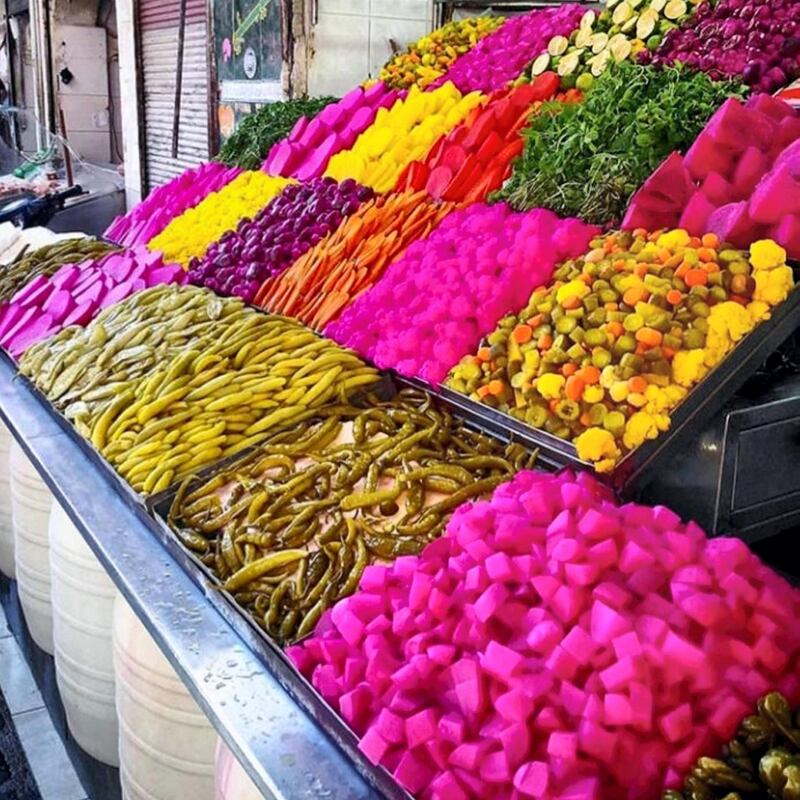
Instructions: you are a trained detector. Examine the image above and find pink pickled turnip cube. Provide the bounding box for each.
[679,191,717,236]
[700,172,734,206]
[559,777,600,800]
[590,600,632,644]
[663,631,706,674]
[526,620,561,655]
[495,689,536,723]
[482,640,524,681]
[438,712,466,745]
[429,771,469,800]
[449,742,488,772]
[684,131,735,182]
[473,584,509,623]
[551,585,585,624]
[513,762,549,798]
[599,656,638,691]
[406,708,438,750]
[603,693,633,726]
[709,693,750,739]
[561,625,597,664]
[358,727,390,765]
[339,685,372,729]
[375,708,405,744]
[749,163,800,224]
[577,508,618,540]
[732,146,770,198]
[480,750,512,784]
[658,703,692,743]
[499,721,530,769]
[394,750,434,794]
[547,732,577,761]
[545,646,578,682]
[330,604,365,646]
[578,720,618,764]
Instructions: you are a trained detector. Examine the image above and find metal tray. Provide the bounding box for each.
[147,377,547,800]
[0,349,150,515]
[425,271,800,498]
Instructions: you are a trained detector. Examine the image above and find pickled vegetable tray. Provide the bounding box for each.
[146,376,540,800]
[439,261,800,495]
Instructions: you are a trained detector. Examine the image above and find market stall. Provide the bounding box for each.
[1,1,800,799]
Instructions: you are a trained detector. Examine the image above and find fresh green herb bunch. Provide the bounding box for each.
[496,62,746,226]
[216,96,339,171]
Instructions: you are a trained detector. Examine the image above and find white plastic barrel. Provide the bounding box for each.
[214,740,265,800]
[10,440,54,652]
[50,501,119,765]
[0,422,14,578]
[113,596,216,800]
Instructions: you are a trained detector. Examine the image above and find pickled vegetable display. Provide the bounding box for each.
[497,62,746,225]
[394,79,572,205]
[0,238,117,303]
[147,172,294,268]
[323,83,484,194]
[429,4,585,94]
[665,692,800,800]
[19,285,379,493]
[187,178,375,303]
[166,387,535,645]
[379,17,505,91]
[105,162,242,247]
[263,84,400,181]
[327,204,599,383]
[216,96,339,171]
[525,0,699,89]
[255,190,457,329]
[0,247,185,358]
[447,232,794,471]
[645,0,800,94]
[291,469,800,798]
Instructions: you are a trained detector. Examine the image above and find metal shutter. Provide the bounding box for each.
[138,0,211,191]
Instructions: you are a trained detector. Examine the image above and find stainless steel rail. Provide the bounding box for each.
[0,355,378,800]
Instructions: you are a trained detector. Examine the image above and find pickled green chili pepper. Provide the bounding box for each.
[222,550,306,592]
[169,390,536,645]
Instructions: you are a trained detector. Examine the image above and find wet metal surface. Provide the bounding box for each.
[0,357,377,800]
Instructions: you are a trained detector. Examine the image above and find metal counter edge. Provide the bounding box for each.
[0,355,379,800]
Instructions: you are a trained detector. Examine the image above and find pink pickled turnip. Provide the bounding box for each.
[291,470,800,800]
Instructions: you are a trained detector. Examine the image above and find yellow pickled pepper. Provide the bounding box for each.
[148,171,294,268]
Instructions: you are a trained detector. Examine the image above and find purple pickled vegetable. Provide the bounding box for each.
[186,178,375,301]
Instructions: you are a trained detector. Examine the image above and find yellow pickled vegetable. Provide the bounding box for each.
[148,172,293,268]
[324,83,485,193]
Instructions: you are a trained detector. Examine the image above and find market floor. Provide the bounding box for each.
[0,604,88,800]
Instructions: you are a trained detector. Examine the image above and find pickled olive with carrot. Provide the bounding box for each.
[165,388,534,644]
[447,230,793,472]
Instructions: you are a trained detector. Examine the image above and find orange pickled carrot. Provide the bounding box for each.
[635,327,662,347]
[565,376,585,401]
[627,375,647,394]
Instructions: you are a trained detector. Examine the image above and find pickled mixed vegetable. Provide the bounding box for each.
[166,388,535,645]
[447,231,793,470]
